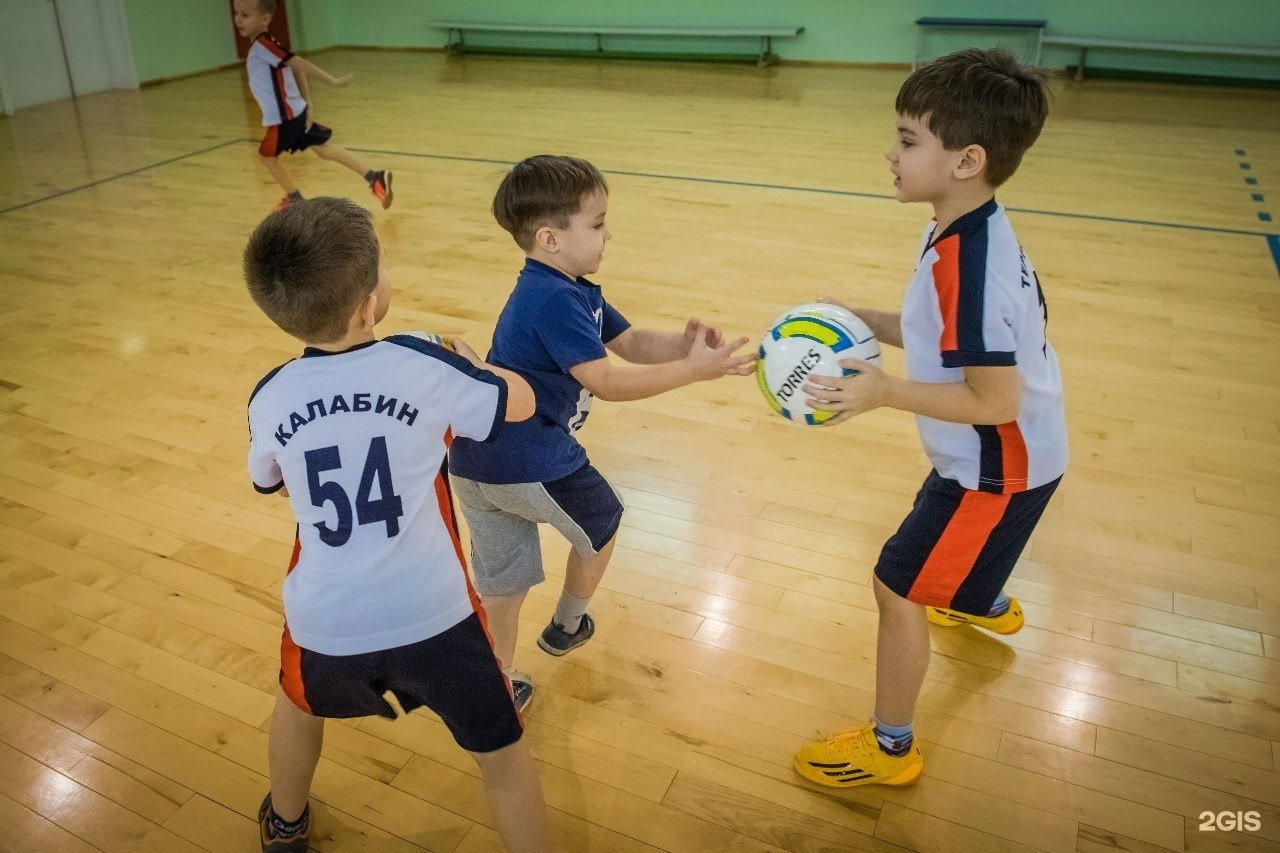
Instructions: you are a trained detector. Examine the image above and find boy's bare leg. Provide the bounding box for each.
[564,532,616,600]
[482,590,529,671]
[470,739,553,853]
[311,141,369,177]
[872,577,930,726]
[268,687,324,821]
[259,155,299,195]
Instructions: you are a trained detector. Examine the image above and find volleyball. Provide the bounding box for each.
[756,303,882,426]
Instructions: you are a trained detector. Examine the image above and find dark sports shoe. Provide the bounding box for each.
[368,169,393,209]
[509,671,534,713]
[258,793,310,853]
[537,613,595,656]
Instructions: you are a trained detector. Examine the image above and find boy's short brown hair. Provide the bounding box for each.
[896,48,1048,187]
[244,197,379,344]
[257,0,276,14]
[492,155,608,251]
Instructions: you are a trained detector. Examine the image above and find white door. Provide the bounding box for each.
[0,0,73,112]
[0,0,136,114]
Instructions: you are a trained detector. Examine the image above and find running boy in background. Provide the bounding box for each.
[792,48,1067,787]
[233,0,393,211]
[449,155,756,711]
[244,197,550,852]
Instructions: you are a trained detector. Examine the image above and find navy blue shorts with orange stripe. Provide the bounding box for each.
[278,611,524,754]
[259,109,333,157]
[874,470,1061,616]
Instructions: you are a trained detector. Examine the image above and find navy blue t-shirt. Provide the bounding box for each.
[450,258,630,483]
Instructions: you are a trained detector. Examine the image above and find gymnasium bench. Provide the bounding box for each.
[1040,34,1280,81]
[428,21,805,66]
[914,17,1047,68]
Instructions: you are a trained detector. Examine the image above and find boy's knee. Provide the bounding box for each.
[873,576,914,612]
[469,736,528,772]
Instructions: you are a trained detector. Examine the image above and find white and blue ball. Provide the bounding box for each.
[756,303,882,426]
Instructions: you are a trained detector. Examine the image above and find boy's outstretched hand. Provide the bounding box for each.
[330,73,353,87]
[803,356,887,426]
[682,317,726,351]
[683,326,755,380]
[445,335,478,363]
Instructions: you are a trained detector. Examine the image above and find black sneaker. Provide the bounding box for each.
[258,793,310,853]
[509,672,534,713]
[537,613,595,656]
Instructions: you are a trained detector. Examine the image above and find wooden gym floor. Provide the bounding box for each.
[1,49,1279,853]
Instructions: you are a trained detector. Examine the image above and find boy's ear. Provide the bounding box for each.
[533,225,558,253]
[352,290,378,331]
[954,144,987,181]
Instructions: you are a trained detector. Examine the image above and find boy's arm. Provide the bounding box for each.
[491,368,535,421]
[818,297,903,348]
[805,361,1020,427]
[848,307,903,349]
[292,66,313,121]
[606,319,726,364]
[449,337,535,422]
[283,54,352,87]
[572,326,754,402]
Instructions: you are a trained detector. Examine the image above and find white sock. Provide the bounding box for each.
[553,590,590,633]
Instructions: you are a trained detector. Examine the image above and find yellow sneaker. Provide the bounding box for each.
[793,723,923,787]
[925,597,1024,634]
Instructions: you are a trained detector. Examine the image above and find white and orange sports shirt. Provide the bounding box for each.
[246,33,306,126]
[248,335,508,655]
[901,199,1067,494]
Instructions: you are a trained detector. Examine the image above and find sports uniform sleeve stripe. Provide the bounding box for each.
[256,34,293,64]
[934,228,1017,369]
[932,235,961,354]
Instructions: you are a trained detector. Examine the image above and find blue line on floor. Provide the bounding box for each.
[350,146,1280,240]
[0,139,248,216]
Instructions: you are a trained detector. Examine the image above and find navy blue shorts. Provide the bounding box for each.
[259,109,333,157]
[279,611,524,753]
[874,471,1061,615]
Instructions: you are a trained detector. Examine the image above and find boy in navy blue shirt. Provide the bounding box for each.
[450,155,755,709]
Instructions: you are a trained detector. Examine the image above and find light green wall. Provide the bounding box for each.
[123,0,238,83]
[287,0,339,52]
[316,0,1280,81]
[935,0,1280,80]
[116,0,1280,83]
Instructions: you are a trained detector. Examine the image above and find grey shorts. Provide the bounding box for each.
[451,463,625,597]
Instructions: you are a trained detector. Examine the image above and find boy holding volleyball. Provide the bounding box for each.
[449,155,755,711]
[233,0,394,211]
[792,49,1067,787]
[244,198,551,852]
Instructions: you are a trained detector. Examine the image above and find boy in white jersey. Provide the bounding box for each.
[233,0,393,212]
[244,198,551,853]
[792,49,1066,788]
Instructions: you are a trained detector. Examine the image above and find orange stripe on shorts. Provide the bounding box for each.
[907,489,1011,607]
[279,625,312,714]
[259,124,279,157]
